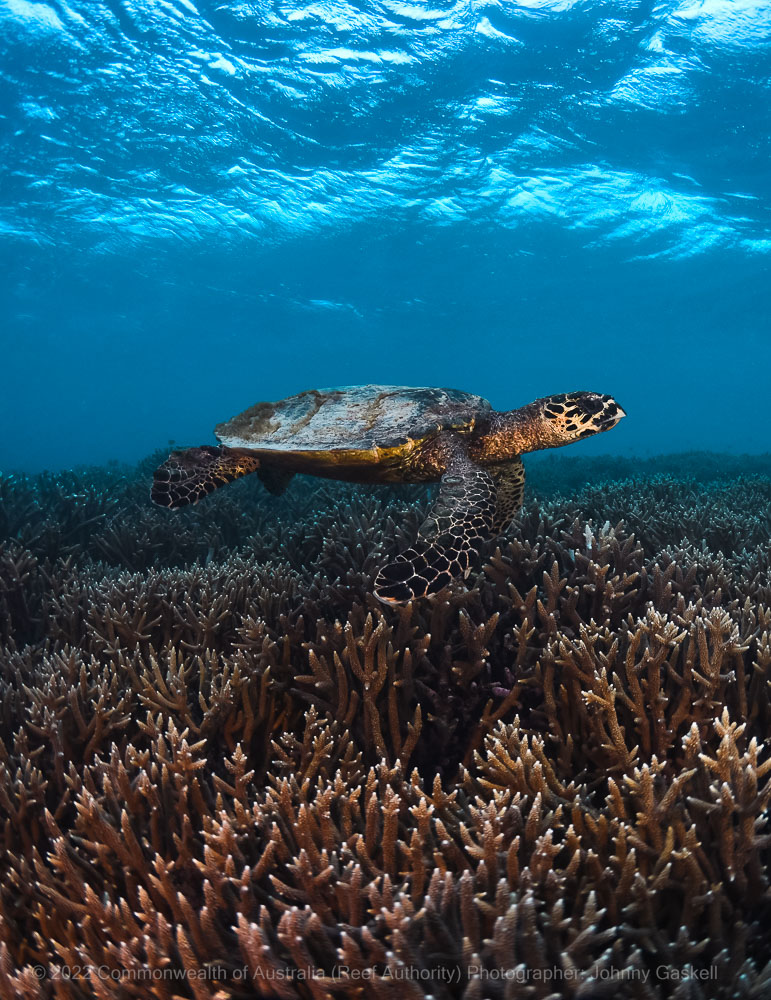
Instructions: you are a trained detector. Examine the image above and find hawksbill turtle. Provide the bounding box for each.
[151,385,624,603]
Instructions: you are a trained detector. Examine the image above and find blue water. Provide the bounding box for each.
[1,0,769,472]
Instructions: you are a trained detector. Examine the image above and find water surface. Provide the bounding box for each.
[1,0,769,469]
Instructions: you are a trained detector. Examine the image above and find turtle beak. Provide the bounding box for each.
[598,395,625,431]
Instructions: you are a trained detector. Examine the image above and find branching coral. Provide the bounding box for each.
[0,453,770,998]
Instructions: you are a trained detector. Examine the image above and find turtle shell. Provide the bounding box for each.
[215,385,491,458]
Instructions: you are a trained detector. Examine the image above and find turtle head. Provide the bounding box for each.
[489,391,626,456]
[541,391,626,445]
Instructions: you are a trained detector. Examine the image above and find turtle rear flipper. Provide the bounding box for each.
[151,446,261,509]
[374,439,495,604]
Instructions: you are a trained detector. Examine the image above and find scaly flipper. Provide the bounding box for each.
[151,446,261,509]
[374,439,495,604]
[490,457,525,534]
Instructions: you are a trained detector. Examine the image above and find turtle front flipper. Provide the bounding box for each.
[374,440,495,604]
[151,445,261,509]
[490,457,525,534]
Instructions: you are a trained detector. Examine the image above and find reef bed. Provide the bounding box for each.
[1,452,770,999]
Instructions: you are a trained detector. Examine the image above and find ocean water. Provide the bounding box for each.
[4,3,771,995]
[2,0,770,472]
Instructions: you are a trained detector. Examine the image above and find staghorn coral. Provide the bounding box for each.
[0,453,770,999]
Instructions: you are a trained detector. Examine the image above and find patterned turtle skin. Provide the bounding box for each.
[152,385,625,603]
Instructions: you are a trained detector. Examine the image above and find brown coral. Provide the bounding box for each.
[1,454,770,998]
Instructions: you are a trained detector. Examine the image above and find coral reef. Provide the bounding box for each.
[1,452,771,999]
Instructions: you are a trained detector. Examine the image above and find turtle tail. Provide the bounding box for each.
[151,445,261,509]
